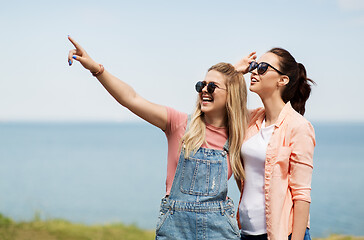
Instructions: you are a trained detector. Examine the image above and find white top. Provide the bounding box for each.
[239,120,275,235]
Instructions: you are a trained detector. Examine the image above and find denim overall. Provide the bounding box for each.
[155,119,241,240]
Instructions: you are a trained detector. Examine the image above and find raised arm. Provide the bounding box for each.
[233,51,257,74]
[67,36,167,130]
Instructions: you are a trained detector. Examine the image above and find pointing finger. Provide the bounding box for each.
[68,35,83,51]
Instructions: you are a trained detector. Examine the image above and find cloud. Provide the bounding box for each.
[337,0,364,11]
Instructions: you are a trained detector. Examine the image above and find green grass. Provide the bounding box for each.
[1,213,363,240]
[312,234,364,240]
[314,236,364,240]
[0,213,155,240]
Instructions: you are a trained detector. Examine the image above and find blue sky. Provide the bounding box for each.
[0,0,363,122]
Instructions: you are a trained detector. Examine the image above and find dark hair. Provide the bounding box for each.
[269,48,315,115]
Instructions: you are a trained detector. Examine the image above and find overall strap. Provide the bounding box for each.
[185,115,192,134]
[223,139,229,152]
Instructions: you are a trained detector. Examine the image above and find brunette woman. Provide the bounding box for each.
[234,48,316,240]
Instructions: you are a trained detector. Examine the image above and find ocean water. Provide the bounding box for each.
[0,122,363,238]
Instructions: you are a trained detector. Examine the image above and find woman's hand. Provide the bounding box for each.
[233,52,257,74]
[67,36,100,73]
[67,35,168,130]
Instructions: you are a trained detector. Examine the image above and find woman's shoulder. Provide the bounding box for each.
[248,107,265,123]
[165,106,188,134]
[166,107,188,119]
[288,108,313,128]
[286,108,315,139]
[248,107,264,116]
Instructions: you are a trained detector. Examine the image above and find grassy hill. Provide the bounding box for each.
[1,213,363,240]
[0,213,154,240]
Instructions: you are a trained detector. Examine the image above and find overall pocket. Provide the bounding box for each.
[224,207,241,237]
[180,157,222,196]
[155,198,171,232]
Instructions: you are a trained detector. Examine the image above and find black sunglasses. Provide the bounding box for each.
[249,61,286,75]
[195,81,226,94]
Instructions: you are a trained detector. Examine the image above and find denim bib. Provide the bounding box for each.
[155,117,241,239]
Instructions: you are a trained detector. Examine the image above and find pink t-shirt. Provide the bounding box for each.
[164,107,233,195]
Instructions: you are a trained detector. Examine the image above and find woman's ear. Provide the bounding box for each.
[278,76,289,87]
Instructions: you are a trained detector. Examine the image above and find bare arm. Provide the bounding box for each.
[291,200,310,240]
[67,36,167,130]
[235,175,242,193]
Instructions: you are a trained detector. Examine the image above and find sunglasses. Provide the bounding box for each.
[195,81,226,94]
[248,61,286,75]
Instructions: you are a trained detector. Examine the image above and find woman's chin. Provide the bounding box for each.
[249,85,258,93]
[200,106,209,114]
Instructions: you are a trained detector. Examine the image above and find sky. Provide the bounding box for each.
[0,0,363,123]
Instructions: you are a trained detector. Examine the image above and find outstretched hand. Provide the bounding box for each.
[233,52,257,74]
[67,36,100,73]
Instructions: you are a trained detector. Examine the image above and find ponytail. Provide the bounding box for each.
[269,48,316,115]
[289,63,315,115]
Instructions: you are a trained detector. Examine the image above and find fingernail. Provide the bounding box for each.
[69,60,72,66]
[72,56,76,59]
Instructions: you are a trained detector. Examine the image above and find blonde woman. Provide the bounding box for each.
[67,36,248,239]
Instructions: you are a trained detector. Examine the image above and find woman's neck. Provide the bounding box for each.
[261,96,286,126]
[204,114,226,128]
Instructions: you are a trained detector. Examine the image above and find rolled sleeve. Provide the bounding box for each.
[288,122,316,203]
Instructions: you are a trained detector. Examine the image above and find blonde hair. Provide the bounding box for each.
[180,62,248,180]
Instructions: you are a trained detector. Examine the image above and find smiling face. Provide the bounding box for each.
[249,52,287,99]
[199,70,228,119]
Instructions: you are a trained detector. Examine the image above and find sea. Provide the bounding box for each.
[0,122,363,238]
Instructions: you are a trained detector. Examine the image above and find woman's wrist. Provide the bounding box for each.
[240,69,249,75]
[233,64,248,74]
[90,63,104,77]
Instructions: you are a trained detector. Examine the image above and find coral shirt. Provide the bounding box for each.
[164,107,233,196]
[237,102,316,240]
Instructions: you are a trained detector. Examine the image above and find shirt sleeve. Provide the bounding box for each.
[288,121,316,203]
[165,107,188,137]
